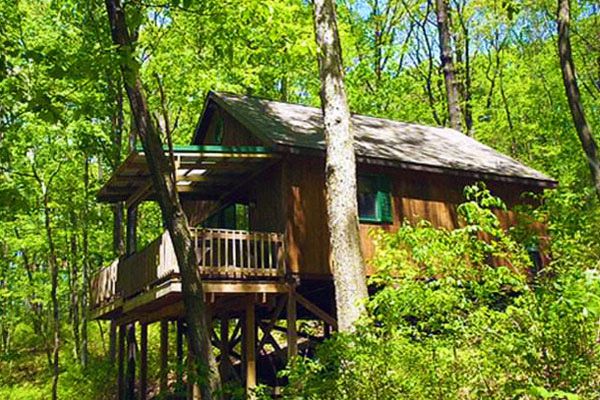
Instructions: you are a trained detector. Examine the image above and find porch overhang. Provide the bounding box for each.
[97,145,277,205]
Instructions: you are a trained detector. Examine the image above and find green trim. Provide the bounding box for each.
[134,144,272,154]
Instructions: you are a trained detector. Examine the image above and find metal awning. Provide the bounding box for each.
[97,145,277,205]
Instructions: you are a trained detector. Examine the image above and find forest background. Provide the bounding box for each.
[0,0,598,398]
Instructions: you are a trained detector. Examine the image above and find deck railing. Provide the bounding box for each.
[90,258,119,309]
[93,228,285,303]
[194,228,285,278]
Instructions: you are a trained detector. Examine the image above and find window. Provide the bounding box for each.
[202,203,249,230]
[357,175,393,224]
[214,117,224,145]
[527,244,543,274]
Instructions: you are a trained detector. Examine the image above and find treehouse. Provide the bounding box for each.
[91,91,556,399]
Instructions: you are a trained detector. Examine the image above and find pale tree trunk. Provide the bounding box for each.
[81,157,90,367]
[434,0,462,131]
[312,0,369,332]
[557,0,600,200]
[104,1,221,397]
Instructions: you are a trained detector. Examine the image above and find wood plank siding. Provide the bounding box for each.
[203,108,265,147]
[281,154,544,277]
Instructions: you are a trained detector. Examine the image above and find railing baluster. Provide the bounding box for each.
[246,233,251,275]
[236,232,244,274]
[201,230,206,269]
[217,231,222,269]
[225,231,229,270]
[269,234,273,271]
[210,233,214,269]
[253,232,258,271]
[231,231,236,271]
[260,233,265,271]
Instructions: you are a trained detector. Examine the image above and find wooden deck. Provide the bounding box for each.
[90,228,286,313]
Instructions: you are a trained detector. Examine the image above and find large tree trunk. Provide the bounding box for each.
[109,76,124,364]
[312,0,369,332]
[104,1,221,397]
[557,0,600,200]
[112,78,125,257]
[434,0,462,131]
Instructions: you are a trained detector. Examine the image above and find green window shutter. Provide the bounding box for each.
[375,176,393,223]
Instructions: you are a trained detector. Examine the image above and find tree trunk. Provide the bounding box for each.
[42,190,60,400]
[434,0,462,131]
[20,246,51,366]
[126,323,137,400]
[110,76,125,364]
[69,213,80,362]
[557,0,600,200]
[104,1,221,397]
[455,5,473,135]
[312,0,369,332]
[81,157,90,368]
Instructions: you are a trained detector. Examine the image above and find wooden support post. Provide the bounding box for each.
[109,321,117,364]
[125,323,137,400]
[160,320,169,395]
[117,325,125,400]
[219,316,232,383]
[140,323,148,400]
[245,299,256,397]
[176,320,184,393]
[287,289,298,360]
[126,206,137,256]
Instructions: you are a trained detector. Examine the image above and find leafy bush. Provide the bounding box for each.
[284,185,600,399]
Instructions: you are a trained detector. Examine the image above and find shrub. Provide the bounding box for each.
[284,185,600,399]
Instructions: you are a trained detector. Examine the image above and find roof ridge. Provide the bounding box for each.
[212,91,456,133]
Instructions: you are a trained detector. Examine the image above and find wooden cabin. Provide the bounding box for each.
[91,91,556,399]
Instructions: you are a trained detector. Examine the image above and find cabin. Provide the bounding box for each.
[91,91,556,399]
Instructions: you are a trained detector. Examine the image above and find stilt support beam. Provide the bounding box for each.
[125,323,136,400]
[160,320,169,394]
[245,298,256,397]
[140,323,148,400]
[287,287,298,360]
[176,320,184,393]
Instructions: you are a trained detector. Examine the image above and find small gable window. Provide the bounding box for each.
[214,117,224,145]
[357,175,393,224]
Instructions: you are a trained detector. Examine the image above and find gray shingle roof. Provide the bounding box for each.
[204,92,555,186]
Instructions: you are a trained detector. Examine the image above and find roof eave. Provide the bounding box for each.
[270,142,558,189]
